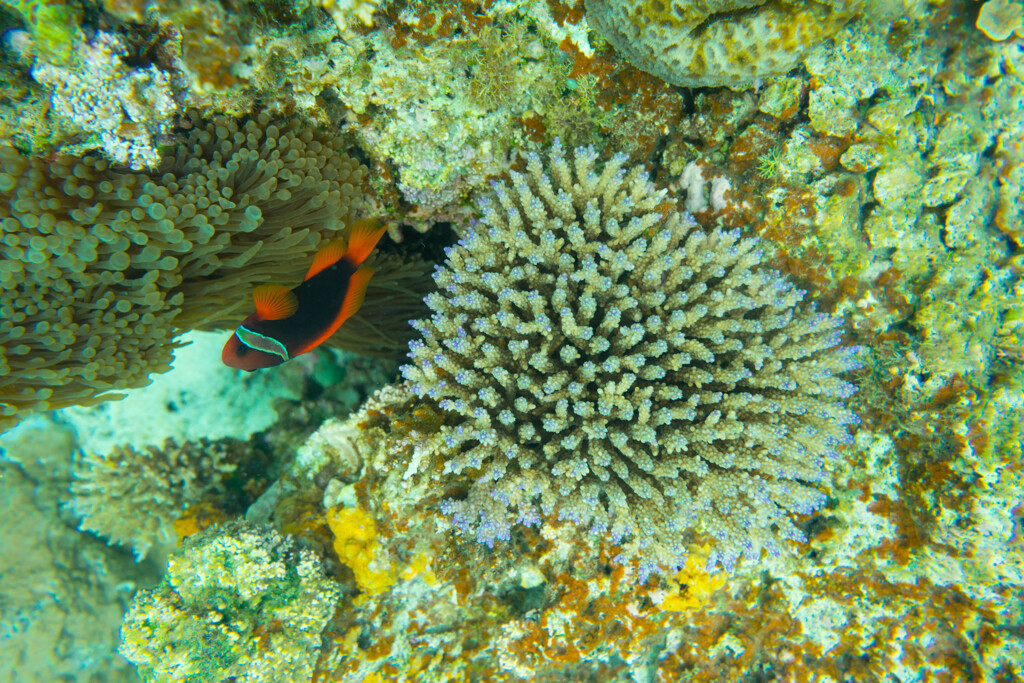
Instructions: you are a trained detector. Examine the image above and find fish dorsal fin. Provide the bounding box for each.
[344,219,387,267]
[336,266,374,327]
[304,238,347,281]
[252,283,298,320]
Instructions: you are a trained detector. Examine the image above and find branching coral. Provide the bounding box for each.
[120,521,340,683]
[402,142,862,576]
[67,437,242,559]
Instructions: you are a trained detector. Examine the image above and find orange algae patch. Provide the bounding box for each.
[384,0,490,48]
[805,135,851,171]
[326,506,396,598]
[364,634,395,662]
[551,35,682,163]
[729,121,781,173]
[548,0,586,26]
[521,113,547,143]
[652,562,1013,682]
[872,407,977,566]
[172,501,230,542]
[501,569,666,670]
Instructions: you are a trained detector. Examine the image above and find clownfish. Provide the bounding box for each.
[222,219,388,371]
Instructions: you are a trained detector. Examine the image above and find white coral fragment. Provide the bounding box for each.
[976,0,1024,41]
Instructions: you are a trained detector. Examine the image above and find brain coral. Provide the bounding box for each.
[585,0,863,88]
[0,112,386,430]
[120,522,340,683]
[402,142,862,576]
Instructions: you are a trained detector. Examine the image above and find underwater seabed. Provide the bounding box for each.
[0,331,395,681]
[1,335,1023,681]
[2,348,1023,680]
[1,0,1024,678]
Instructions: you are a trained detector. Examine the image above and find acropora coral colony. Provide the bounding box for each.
[401,142,861,579]
[1,0,1023,679]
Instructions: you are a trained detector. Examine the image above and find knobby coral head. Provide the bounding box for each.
[402,140,862,579]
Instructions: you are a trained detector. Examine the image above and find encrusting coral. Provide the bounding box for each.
[585,0,864,89]
[402,141,862,576]
[0,111,427,431]
[119,521,340,683]
[30,31,180,170]
[67,437,242,559]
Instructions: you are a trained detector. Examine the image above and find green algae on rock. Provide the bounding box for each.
[120,522,341,683]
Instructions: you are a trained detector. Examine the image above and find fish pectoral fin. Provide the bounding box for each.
[344,218,387,267]
[336,266,374,327]
[252,283,298,320]
[304,238,347,281]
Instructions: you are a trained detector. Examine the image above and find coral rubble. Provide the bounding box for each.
[0,0,1022,679]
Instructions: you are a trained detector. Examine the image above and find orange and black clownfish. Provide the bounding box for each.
[222,219,388,372]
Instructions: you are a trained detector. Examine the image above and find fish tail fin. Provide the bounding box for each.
[344,218,387,266]
[336,266,375,327]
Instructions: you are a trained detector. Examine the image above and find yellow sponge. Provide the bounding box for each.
[326,506,397,597]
